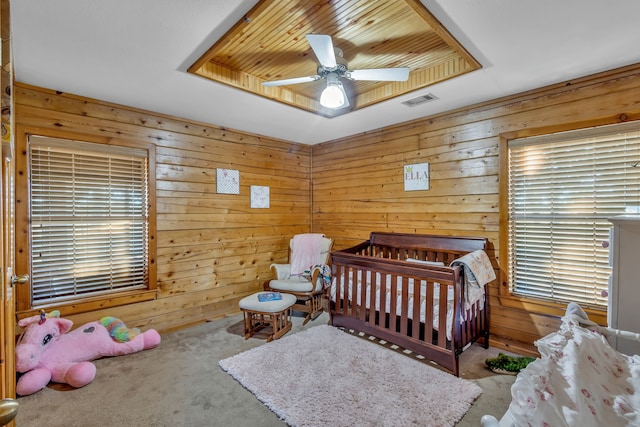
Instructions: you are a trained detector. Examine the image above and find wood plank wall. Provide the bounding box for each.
[311,63,640,353]
[12,63,640,352]
[13,83,311,332]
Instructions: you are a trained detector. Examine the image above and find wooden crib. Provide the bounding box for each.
[329,232,491,376]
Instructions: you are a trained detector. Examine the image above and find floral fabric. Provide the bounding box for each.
[307,264,332,289]
[509,314,640,426]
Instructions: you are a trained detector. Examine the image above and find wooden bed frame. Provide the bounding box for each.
[329,232,490,376]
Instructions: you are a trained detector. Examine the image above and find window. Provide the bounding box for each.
[17,134,156,312]
[508,122,640,309]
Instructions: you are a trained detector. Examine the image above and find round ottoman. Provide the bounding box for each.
[239,292,296,342]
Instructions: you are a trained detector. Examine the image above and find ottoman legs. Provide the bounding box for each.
[239,292,296,342]
[242,307,292,342]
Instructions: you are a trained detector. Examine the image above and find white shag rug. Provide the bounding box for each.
[219,325,482,427]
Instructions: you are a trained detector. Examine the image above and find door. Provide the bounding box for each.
[0,121,17,424]
[0,132,17,426]
[0,0,18,424]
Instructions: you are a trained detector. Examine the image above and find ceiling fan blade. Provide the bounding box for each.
[305,34,337,68]
[348,67,410,81]
[261,75,320,87]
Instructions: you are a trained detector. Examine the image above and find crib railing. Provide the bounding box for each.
[330,249,464,375]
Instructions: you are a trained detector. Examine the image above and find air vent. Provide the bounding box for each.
[401,93,438,107]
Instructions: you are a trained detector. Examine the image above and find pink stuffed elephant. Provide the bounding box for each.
[15,310,161,396]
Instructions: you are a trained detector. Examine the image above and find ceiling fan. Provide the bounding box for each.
[261,34,410,109]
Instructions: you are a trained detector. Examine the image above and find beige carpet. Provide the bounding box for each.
[13,312,516,426]
[220,324,482,427]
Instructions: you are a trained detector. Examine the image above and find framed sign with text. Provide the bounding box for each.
[404,163,430,191]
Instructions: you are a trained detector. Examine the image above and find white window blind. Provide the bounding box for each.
[29,135,150,305]
[508,122,640,309]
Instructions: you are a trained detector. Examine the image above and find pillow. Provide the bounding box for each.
[405,258,444,266]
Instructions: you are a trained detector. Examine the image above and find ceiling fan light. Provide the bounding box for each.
[320,84,345,109]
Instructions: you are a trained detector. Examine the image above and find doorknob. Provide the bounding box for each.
[0,399,18,426]
[10,274,28,285]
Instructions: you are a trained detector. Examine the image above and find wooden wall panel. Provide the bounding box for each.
[312,63,640,353]
[13,83,311,332]
[12,62,640,354]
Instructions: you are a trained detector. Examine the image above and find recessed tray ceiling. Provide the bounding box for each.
[188,0,480,117]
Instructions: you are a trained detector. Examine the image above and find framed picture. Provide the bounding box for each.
[404,162,430,191]
[250,185,270,208]
[217,168,240,194]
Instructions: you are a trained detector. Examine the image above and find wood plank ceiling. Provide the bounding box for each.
[188,0,480,118]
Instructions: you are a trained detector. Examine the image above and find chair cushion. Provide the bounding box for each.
[239,292,296,312]
[269,276,314,293]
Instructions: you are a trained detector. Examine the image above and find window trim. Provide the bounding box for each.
[15,127,157,319]
[497,119,640,326]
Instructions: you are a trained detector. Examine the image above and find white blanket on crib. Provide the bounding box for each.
[508,313,640,426]
[330,271,455,340]
[450,249,495,314]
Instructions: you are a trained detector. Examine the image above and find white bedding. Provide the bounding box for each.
[330,270,456,340]
[508,311,640,426]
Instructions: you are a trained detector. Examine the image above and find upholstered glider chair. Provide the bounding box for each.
[269,233,333,325]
